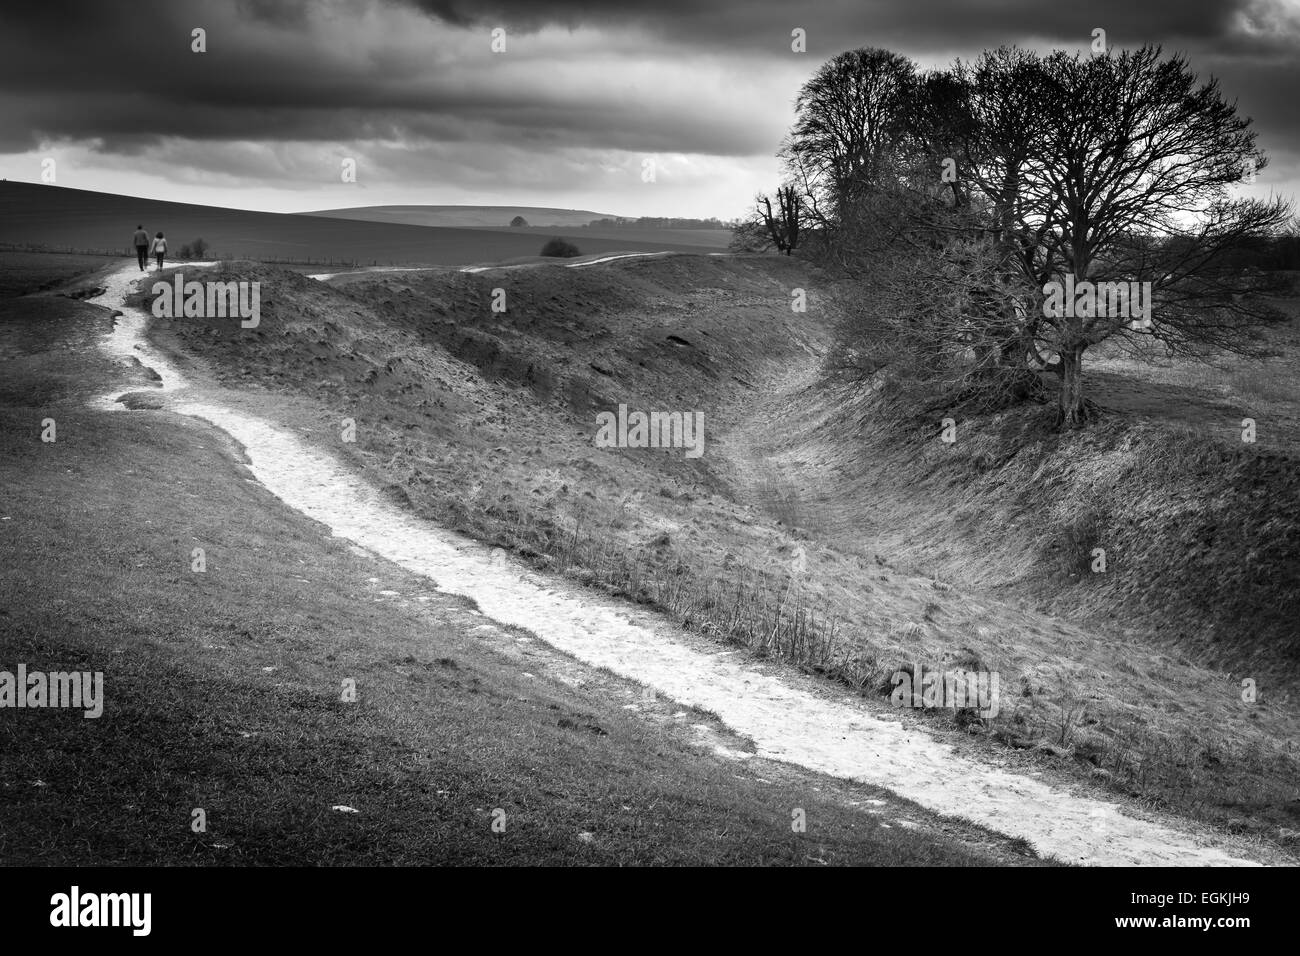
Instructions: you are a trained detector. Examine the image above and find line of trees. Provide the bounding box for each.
[739,44,1296,427]
[587,217,732,229]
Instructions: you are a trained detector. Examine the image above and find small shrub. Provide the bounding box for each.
[191,238,209,258]
[178,244,192,260]
[510,215,529,227]
[540,237,581,258]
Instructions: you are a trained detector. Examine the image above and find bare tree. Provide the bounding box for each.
[913,45,1292,426]
[757,185,803,255]
[1001,46,1291,426]
[785,48,917,218]
[733,185,806,255]
[793,43,1292,428]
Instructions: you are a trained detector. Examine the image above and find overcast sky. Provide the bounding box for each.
[0,0,1295,219]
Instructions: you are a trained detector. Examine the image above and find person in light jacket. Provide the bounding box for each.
[150,232,167,272]
[132,225,150,271]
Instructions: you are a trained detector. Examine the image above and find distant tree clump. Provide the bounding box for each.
[191,238,209,258]
[510,215,529,227]
[540,237,581,258]
[589,216,728,229]
[178,244,193,259]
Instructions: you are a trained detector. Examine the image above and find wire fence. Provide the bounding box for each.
[0,242,123,257]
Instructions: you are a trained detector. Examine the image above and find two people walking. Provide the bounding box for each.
[132,225,167,272]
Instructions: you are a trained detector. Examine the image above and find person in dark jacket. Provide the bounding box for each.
[132,225,150,271]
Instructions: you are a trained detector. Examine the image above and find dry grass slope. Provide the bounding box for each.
[135,255,1299,855]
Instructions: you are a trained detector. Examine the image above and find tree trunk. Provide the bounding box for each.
[1056,343,1089,428]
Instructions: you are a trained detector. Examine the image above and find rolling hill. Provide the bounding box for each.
[304,204,614,229]
[0,182,713,265]
[306,204,734,250]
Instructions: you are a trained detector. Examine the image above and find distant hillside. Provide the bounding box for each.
[304,205,734,249]
[304,204,614,229]
[0,182,706,265]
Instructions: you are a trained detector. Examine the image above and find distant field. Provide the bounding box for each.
[306,203,734,249]
[0,182,713,266]
[473,224,733,250]
[305,204,614,229]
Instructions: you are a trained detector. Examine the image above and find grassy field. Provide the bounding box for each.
[305,204,616,229]
[131,254,1298,859]
[483,224,733,250]
[0,256,1031,866]
[0,251,118,299]
[0,182,721,266]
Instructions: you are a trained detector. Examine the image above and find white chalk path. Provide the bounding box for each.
[89,262,1262,866]
[309,250,695,281]
[306,265,437,281]
[91,262,217,408]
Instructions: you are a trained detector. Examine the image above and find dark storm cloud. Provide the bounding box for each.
[408,0,1293,54]
[0,0,1295,193]
[0,0,772,158]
